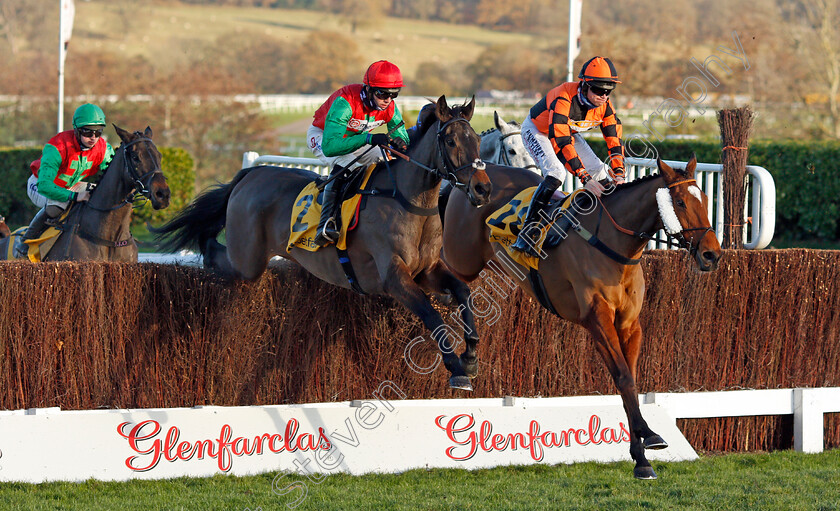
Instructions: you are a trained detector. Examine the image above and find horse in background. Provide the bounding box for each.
[0,126,170,261]
[155,95,493,390]
[479,112,538,172]
[441,156,721,479]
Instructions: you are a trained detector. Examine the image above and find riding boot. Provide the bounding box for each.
[510,175,561,257]
[314,165,351,247]
[13,207,51,259]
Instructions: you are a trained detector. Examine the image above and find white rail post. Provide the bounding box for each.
[242,151,259,169]
[793,388,823,453]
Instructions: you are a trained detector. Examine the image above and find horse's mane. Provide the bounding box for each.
[479,127,498,137]
[613,172,662,191]
[414,101,437,139]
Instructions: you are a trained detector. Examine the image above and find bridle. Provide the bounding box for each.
[495,129,539,171]
[384,116,486,198]
[434,117,486,195]
[85,136,163,212]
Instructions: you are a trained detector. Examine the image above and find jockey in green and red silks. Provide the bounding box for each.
[13,103,115,259]
[307,60,410,248]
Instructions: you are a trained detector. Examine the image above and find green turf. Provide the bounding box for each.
[1,449,837,510]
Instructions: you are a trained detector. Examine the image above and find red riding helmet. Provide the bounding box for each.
[578,56,622,90]
[364,60,404,88]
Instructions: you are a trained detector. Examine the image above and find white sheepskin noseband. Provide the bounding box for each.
[656,188,683,234]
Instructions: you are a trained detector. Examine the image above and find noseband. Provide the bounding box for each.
[436,117,485,195]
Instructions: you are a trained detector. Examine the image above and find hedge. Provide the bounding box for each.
[589,139,840,242]
[0,146,195,230]
[1,250,839,452]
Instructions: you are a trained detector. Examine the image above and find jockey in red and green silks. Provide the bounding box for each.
[14,103,115,258]
[306,60,410,247]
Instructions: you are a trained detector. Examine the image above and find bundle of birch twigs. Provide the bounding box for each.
[717,106,754,249]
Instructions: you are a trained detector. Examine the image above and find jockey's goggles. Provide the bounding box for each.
[589,85,613,97]
[373,88,400,99]
[78,127,104,138]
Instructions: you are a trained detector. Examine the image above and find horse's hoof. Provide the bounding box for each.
[644,435,668,450]
[449,376,473,391]
[633,466,657,480]
[459,357,479,379]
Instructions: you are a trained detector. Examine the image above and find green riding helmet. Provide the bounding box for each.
[72,104,106,129]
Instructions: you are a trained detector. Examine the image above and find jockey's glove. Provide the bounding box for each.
[368,133,390,147]
[389,137,408,153]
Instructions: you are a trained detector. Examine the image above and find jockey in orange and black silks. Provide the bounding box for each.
[512,56,626,257]
[307,60,411,247]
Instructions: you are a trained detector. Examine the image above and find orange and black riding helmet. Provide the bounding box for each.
[578,56,621,90]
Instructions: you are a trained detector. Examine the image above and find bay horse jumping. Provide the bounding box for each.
[0,126,170,262]
[441,156,722,479]
[154,95,493,389]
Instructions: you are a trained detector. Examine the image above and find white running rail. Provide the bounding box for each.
[241,152,776,250]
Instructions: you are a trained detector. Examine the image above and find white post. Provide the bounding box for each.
[567,0,582,83]
[793,388,823,453]
[57,0,66,132]
[57,0,75,132]
[242,151,259,169]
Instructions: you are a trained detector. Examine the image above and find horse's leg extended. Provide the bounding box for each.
[384,260,472,391]
[619,318,667,450]
[583,294,656,480]
[416,261,480,379]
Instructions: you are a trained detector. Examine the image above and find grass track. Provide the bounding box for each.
[1,449,838,510]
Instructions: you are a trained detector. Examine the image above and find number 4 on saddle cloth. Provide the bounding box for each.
[5,209,72,262]
[287,164,378,252]
[486,187,590,270]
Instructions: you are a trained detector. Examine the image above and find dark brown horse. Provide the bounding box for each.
[155,96,493,389]
[442,156,721,479]
[0,126,170,261]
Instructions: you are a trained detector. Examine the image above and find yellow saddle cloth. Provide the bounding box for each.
[485,188,585,271]
[287,165,377,252]
[7,220,64,263]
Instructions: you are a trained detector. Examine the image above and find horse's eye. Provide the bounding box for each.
[508,149,516,155]
[446,138,456,147]
[675,199,686,208]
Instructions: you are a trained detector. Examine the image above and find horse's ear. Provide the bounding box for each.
[494,111,501,129]
[685,153,697,176]
[144,126,153,139]
[436,95,452,123]
[657,157,676,180]
[114,124,132,143]
[462,96,475,121]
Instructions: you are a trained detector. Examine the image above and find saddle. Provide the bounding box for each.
[287,164,377,252]
[8,218,65,262]
[485,187,586,271]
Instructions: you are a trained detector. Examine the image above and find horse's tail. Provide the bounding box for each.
[153,167,256,255]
